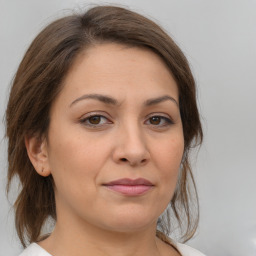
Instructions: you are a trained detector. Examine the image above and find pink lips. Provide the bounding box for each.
[103,178,154,196]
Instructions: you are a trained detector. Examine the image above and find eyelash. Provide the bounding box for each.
[80,114,111,127]
[79,113,174,128]
[145,115,173,127]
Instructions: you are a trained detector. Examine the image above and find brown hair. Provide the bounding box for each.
[6,5,203,247]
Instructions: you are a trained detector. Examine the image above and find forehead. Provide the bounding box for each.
[57,43,178,106]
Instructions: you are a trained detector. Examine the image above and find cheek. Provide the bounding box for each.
[154,135,184,168]
[46,137,110,216]
[46,129,110,194]
[152,135,184,190]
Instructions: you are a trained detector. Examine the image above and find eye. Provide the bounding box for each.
[145,115,173,127]
[80,114,111,127]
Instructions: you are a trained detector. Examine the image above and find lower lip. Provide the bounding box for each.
[104,185,153,196]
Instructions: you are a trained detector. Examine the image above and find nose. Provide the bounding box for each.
[112,123,150,167]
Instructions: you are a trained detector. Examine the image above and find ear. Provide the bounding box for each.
[25,135,51,177]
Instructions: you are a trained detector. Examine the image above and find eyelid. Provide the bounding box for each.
[146,113,174,122]
[78,111,174,128]
[144,113,174,127]
[79,111,112,120]
[79,112,113,127]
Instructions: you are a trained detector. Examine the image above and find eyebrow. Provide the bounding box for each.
[70,93,178,107]
[144,95,178,107]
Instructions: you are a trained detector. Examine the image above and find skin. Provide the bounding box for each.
[26,43,184,256]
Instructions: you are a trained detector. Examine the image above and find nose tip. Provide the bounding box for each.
[120,157,148,166]
[112,128,150,167]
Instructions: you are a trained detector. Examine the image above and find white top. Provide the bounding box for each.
[19,242,206,256]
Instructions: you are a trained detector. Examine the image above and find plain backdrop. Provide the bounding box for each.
[0,1,256,255]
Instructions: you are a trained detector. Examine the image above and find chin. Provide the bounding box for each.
[97,210,159,233]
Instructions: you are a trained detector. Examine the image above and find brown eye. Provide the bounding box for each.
[80,115,110,127]
[149,116,161,125]
[88,116,101,124]
[145,115,173,127]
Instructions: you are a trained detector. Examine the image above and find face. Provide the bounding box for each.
[42,43,184,233]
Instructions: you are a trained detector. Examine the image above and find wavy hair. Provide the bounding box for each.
[6,5,203,247]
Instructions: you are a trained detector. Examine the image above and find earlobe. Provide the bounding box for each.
[25,135,51,177]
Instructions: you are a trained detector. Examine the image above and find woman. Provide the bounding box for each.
[6,5,205,256]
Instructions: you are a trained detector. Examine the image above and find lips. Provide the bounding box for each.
[103,178,154,196]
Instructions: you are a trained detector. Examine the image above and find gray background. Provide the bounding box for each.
[1,0,256,255]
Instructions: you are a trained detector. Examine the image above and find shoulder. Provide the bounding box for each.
[175,243,206,256]
[19,243,52,256]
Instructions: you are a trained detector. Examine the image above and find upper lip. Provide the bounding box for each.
[104,178,153,186]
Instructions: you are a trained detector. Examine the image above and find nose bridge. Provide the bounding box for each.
[113,117,149,166]
[123,120,145,149]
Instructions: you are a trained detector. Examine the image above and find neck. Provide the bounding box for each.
[38,202,180,256]
[39,221,165,256]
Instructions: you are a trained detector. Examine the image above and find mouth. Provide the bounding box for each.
[103,178,154,196]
